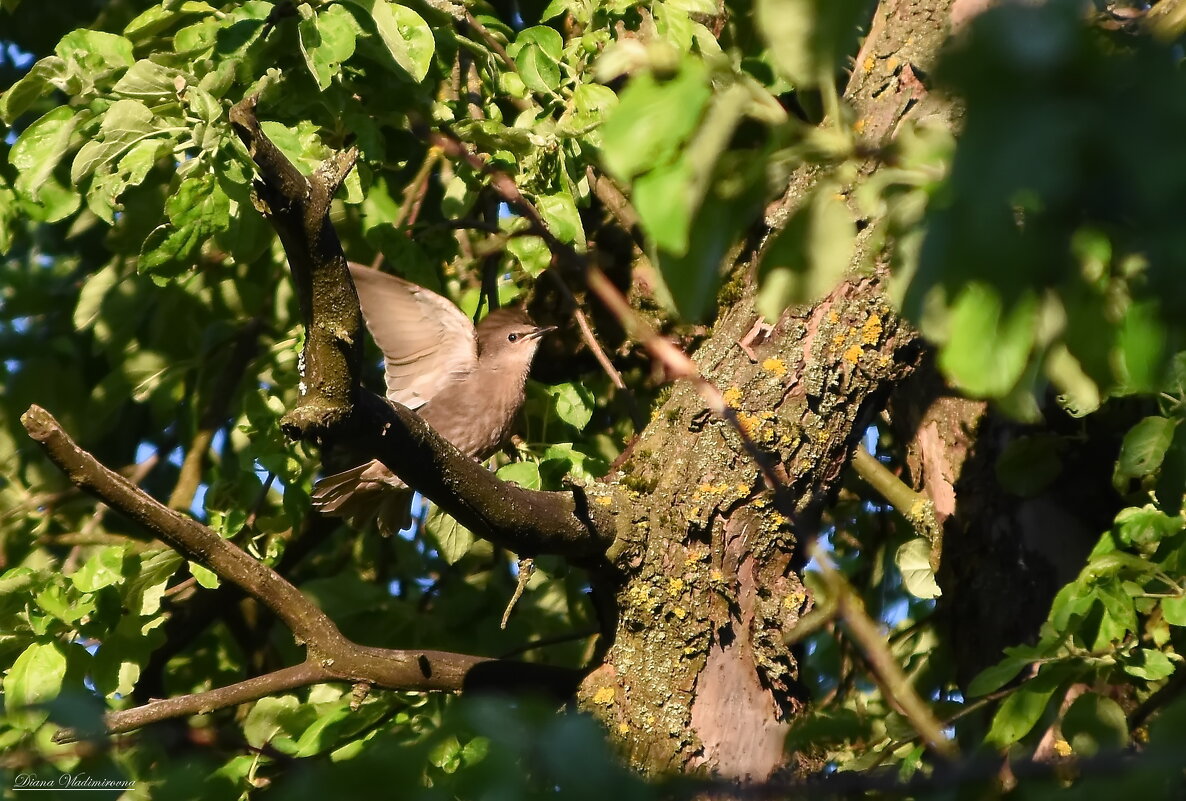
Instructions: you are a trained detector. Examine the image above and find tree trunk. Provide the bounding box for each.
[575,0,960,779]
[581,279,916,779]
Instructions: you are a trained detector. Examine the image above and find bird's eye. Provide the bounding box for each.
[507,333,520,343]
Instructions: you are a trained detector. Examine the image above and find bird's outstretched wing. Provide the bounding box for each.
[347,263,477,409]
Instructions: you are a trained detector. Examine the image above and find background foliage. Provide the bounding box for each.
[3,0,1186,797]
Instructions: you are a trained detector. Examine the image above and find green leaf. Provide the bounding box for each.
[0,56,69,124]
[508,27,564,93]
[506,234,550,277]
[516,47,561,94]
[549,382,595,431]
[757,186,856,319]
[429,734,463,772]
[541,442,607,484]
[298,4,359,91]
[424,506,475,565]
[70,546,127,592]
[73,263,122,331]
[535,192,584,246]
[1114,416,1176,490]
[557,83,619,139]
[599,63,711,181]
[3,642,68,730]
[633,159,696,255]
[1163,595,1186,626]
[511,26,564,61]
[895,537,941,600]
[124,550,184,615]
[343,0,435,82]
[140,173,231,276]
[70,98,157,184]
[1115,301,1165,393]
[754,0,866,87]
[55,29,134,77]
[968,652,1034,698]
[452,119,534,158]
[35,583,94,625]
[124,2,219,41]
[1155,421,1186,515]
[189,562,220,590]
[1122,648,1175,681]
[10,106,80,205]
[1061,693,1128,757]
[1113,505,1182,552]
[175,17,221,56]
[1093,579,1138,643]
[938,284,1039,398]
[112,60,183,100]
[497,460,542,490]
[91,615,165,697]
[1081,551,1158,581]
[291,703,373,757]
[985,666,1066,747]
[243,695,306,748]
[665,0,717,12]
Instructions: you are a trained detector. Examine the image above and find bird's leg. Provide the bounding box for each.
[500,555,535,630]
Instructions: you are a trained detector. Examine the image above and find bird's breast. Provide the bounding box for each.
[419,368,527,460]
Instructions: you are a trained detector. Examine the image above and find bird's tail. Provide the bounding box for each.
[312,462,414,536]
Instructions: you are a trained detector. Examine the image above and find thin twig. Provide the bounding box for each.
[243,472,276,531]
[393,146,442,232]
[542,269,630,393]
[426,126,793,502]
[809,547,957,759]
[57,662,333,742]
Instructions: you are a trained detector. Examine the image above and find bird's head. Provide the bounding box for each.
[475,308,556,372]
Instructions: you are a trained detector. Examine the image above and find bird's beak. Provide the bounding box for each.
[526,325,557,341]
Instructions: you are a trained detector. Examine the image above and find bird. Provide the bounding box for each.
[311,262,555,534]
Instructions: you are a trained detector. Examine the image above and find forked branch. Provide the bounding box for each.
[21,405,580,742]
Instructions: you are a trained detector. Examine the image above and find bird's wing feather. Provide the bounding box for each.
[348,263,477,408]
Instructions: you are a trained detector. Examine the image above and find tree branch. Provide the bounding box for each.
[229,94,363,439]
[229,94,622,561]
[808,550,957,759]
[357,393,617,561]
[21,405,581,741]
[55,662,332,743]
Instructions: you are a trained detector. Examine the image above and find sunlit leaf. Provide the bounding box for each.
[895,537,940,600]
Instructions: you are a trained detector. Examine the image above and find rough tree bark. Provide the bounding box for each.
[581,280,916,779]
[576,0,958,780]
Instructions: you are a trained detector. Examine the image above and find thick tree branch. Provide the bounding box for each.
[24,404,344,651]
[357,393,617,560]
[21,406,581,740]
[229,94,363,438]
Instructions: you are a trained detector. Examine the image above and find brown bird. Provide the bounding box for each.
[312,263,555,534]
